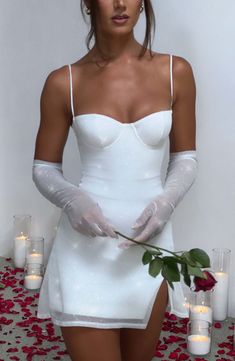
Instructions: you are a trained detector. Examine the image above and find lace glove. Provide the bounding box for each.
[118,150,198,248]
[32,160,118,238]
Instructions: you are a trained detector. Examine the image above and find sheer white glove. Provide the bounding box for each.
[32,160,118,238]
[118,150,198,248]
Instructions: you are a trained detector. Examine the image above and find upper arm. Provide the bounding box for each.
[33,66,71,162]
[169,56,196,152]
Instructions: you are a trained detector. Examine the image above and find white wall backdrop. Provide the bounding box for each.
[1,0,235,315]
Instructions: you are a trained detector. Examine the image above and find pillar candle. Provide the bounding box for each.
[13,234,27,268]
[212,271,229,320]
[190,305,213,323]
[24,274,43,290]
[26,253,43,264]
[187,335,211,355]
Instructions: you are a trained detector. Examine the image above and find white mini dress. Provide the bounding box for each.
[36,54,189,329]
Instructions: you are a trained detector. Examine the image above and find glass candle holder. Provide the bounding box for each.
[187,320,212,356]
[233,323,235,350]
[24,263,43,290]
[182,288,190,316]
[26,237,44,265]
[189,289,213,323]
[212,248,231,321]
[13,215,31,268]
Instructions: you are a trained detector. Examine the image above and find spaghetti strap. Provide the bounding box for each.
[68,64,75,119]
[170,54,173,108]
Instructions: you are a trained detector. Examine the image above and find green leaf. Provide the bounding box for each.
[187,265,206,278]
[189,248,210,268]
[148,249,162,256]
[183,273,191,287]
[182,252,197,267]
[142,251,153,265]
[162,256,179,264]
[149,258,163,278]
[161,262,180,283]
[167,279,175,290]
[161,265,176,290]
[180,263,187,275]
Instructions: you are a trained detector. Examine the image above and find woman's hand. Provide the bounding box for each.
[118,197,173,248]
[64,194,118,238]
[32,160,118,239]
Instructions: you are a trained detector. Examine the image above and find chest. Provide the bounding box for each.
[75,63,169,123]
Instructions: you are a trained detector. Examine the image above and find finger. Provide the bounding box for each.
[103,218,119,239]
[80,218,101,237]
[118,242,134,249]
[99,221,118,238]
[132,204,155,229]
[88,209,118,238]
[77,225,97,237]
[134,218,160,243]
[89,223,106,236]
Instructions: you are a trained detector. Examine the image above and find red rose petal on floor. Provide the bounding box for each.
[57,350,68,355]
[154,350,164,357]
[178,353,190,360]
[157,344,168,351]
[218,341,232,350]
[214,322,222,328]
[173,347,182,352]
[6,348,18,353]
[227,350,235,356]
[0,317,13,325]
[169,352,179,359]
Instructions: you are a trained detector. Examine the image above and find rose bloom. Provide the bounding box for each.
[194,271,217,292]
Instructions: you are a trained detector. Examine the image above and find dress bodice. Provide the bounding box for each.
[71,110,172,201]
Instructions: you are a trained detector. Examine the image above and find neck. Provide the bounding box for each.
[90,32,143,64]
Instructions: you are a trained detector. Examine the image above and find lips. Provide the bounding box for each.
[112,15,129,19]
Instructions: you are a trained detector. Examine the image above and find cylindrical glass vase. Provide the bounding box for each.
[13,215,31,268]
[26,237,44,265]
[187,320,212,356]
[189,289,213,324]
[24,263,43,290]
[212,248,231,321]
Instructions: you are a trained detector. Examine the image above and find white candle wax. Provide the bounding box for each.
[212,272,229,320]
[190,305,213,323]
[183,297,190,316]
[187,335,211,355]
[13,234,27,268]
[24,274,43,290]
[26,253,43,264]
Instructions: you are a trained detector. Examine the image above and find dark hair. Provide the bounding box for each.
[80,0,156,60]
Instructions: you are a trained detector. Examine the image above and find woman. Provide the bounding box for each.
[32,1,197,360]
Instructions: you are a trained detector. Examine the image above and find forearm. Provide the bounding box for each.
[32,159,117,238]
[32,159,82,209]
[158,150,198,210]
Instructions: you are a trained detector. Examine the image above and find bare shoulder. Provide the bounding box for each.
[171,55,196,91]
[40,64,71,116]
[42,65,69,99]
[152,52,194,76]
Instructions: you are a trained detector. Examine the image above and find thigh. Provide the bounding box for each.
[60,325,122,361]
[120,279,168,361]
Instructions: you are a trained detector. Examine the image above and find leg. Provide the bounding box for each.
[120,279,168,361]
[60,326,122,361]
